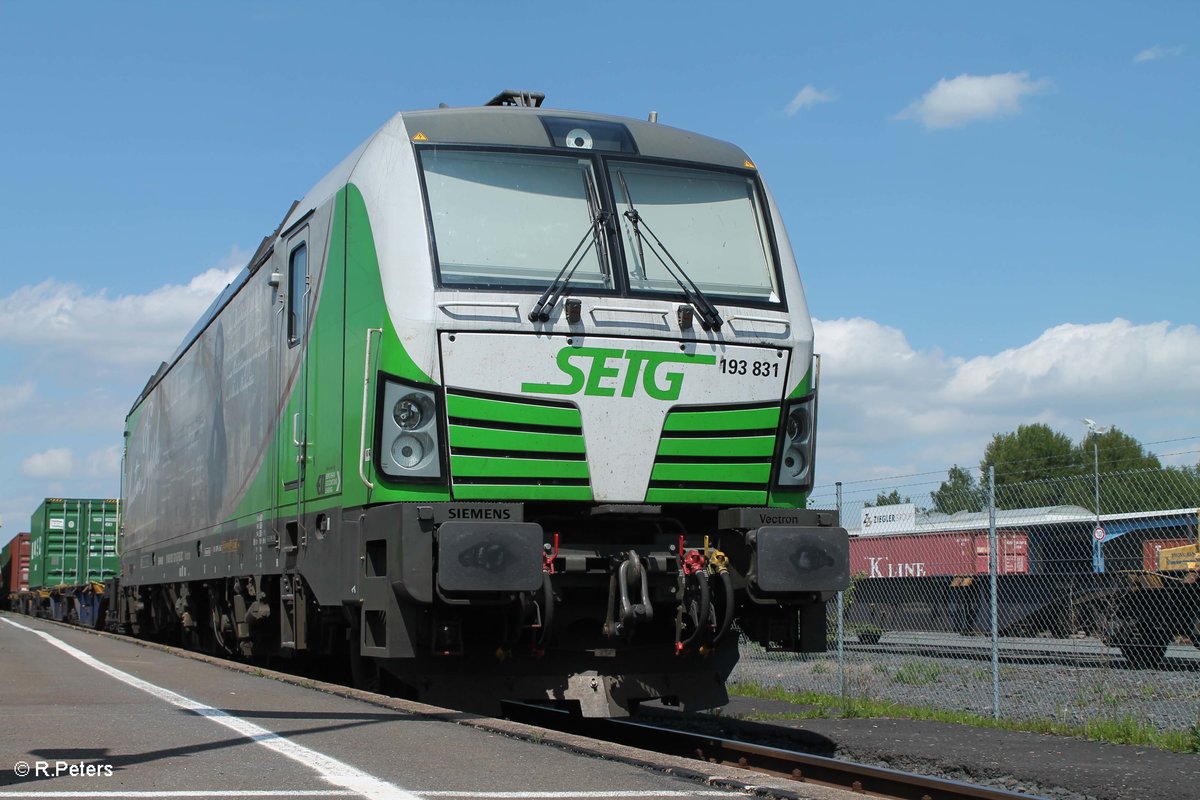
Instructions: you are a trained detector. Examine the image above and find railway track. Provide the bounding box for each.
[500,701,1044,800]
[836,631,1200,669]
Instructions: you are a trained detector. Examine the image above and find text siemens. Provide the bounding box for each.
[446,508,512,520]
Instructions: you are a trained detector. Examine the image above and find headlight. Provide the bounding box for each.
[774,393,817,490]
[391,433,428,468]
[378,380,443,479]
[393,395,431,430]
[782,445,807,479]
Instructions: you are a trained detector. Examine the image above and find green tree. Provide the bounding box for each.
[982,423,1078,481]
[980,423,1081,509]
[865,488,910,508]
[931,465,983,513]
[1074,428,1161,474]
[1074,428,1194,513]
[979,423,1197,513]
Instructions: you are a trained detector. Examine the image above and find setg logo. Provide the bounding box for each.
[521,347,716,401]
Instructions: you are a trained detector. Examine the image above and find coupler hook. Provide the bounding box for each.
[619,549,653,626]
[604,550,653,637]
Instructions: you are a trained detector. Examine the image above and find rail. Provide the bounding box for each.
[500,701,1044,800]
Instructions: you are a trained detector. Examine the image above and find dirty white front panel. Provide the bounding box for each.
[440,333,789,502]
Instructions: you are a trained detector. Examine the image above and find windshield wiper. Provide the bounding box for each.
[528,170,609,323]
[615,169,723,331]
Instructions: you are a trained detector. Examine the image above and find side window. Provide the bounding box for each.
[287,242,308,346]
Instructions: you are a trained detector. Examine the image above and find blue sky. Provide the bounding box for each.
[1,2,1197,541]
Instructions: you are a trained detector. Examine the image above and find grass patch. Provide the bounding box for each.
[726,681,1199,754]
[892,660,941,686]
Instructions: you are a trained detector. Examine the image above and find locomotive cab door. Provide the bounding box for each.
[276,229,310,568]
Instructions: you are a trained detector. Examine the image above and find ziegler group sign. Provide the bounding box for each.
[859,503,917,534]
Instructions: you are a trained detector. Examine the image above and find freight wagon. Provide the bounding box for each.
[104,90,849,716]
[843,504,1200,666]
[1142,539,1193,573]
[850,532,1028,579]
[1,532,31,610]
[846,531,1030,637]
[18,498,119,627]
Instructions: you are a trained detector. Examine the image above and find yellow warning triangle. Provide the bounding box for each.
[413,132,428,141]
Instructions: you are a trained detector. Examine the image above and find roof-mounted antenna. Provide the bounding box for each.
[648,111,658,123]
[486,89,545,108]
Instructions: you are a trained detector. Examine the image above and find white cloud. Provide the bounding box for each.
[0,246,245,375]
[942,319,1200,408]
[895,72,1050,130]
[16,443,120,482]
[0,381,36,414]
[812,317,1200,483]
[2,253,245,528]
[21,447,76,479]
[786,85,837,116]
[1134,44,1185,63]
[83,444,122,479]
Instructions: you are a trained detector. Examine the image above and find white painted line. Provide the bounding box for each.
[0,793,350,798]
[0,794,743,800]
[415,794,741,798]
[2,618,419,800]
[0,795,742,800]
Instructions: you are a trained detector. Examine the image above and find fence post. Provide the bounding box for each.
[988,464,1000,720]
[835,481,845,700]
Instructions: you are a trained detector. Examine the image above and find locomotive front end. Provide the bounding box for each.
[356,102,849,714]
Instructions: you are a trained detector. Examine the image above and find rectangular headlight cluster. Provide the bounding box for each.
[378,379,443,480]
[774,393,817,491]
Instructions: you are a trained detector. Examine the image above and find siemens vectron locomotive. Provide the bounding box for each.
[112,91,848,716]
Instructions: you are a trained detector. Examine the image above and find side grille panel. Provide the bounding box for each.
[446,390,592,501]
[645,403,781,504]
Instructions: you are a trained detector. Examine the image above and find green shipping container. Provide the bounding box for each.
[28,498,120,590]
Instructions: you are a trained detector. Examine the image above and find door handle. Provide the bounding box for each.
[292,412,304,447]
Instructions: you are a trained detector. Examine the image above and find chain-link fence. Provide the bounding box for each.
[734,458,1200,735]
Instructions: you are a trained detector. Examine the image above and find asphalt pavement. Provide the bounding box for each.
[0,613,856,800]
[642,697,1200,800]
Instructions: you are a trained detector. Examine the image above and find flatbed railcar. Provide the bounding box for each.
[109,90,849,716]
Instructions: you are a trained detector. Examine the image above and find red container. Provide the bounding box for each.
[850,531,1028,578]
[1143,538,1193,572]
[4,532,31,594]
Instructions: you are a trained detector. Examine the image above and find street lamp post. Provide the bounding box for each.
[1082,419,1111,525]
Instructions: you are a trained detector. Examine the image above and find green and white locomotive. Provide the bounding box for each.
[115,91,848,716]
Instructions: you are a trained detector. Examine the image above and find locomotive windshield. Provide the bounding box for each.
[609,161,779,303]
[421,150,613,291]
[420,148,782,304]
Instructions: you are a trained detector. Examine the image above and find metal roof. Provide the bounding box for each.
[849,505,1200,536]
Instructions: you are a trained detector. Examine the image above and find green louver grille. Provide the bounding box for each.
[446,390,592,501]
[645,403,781,504]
